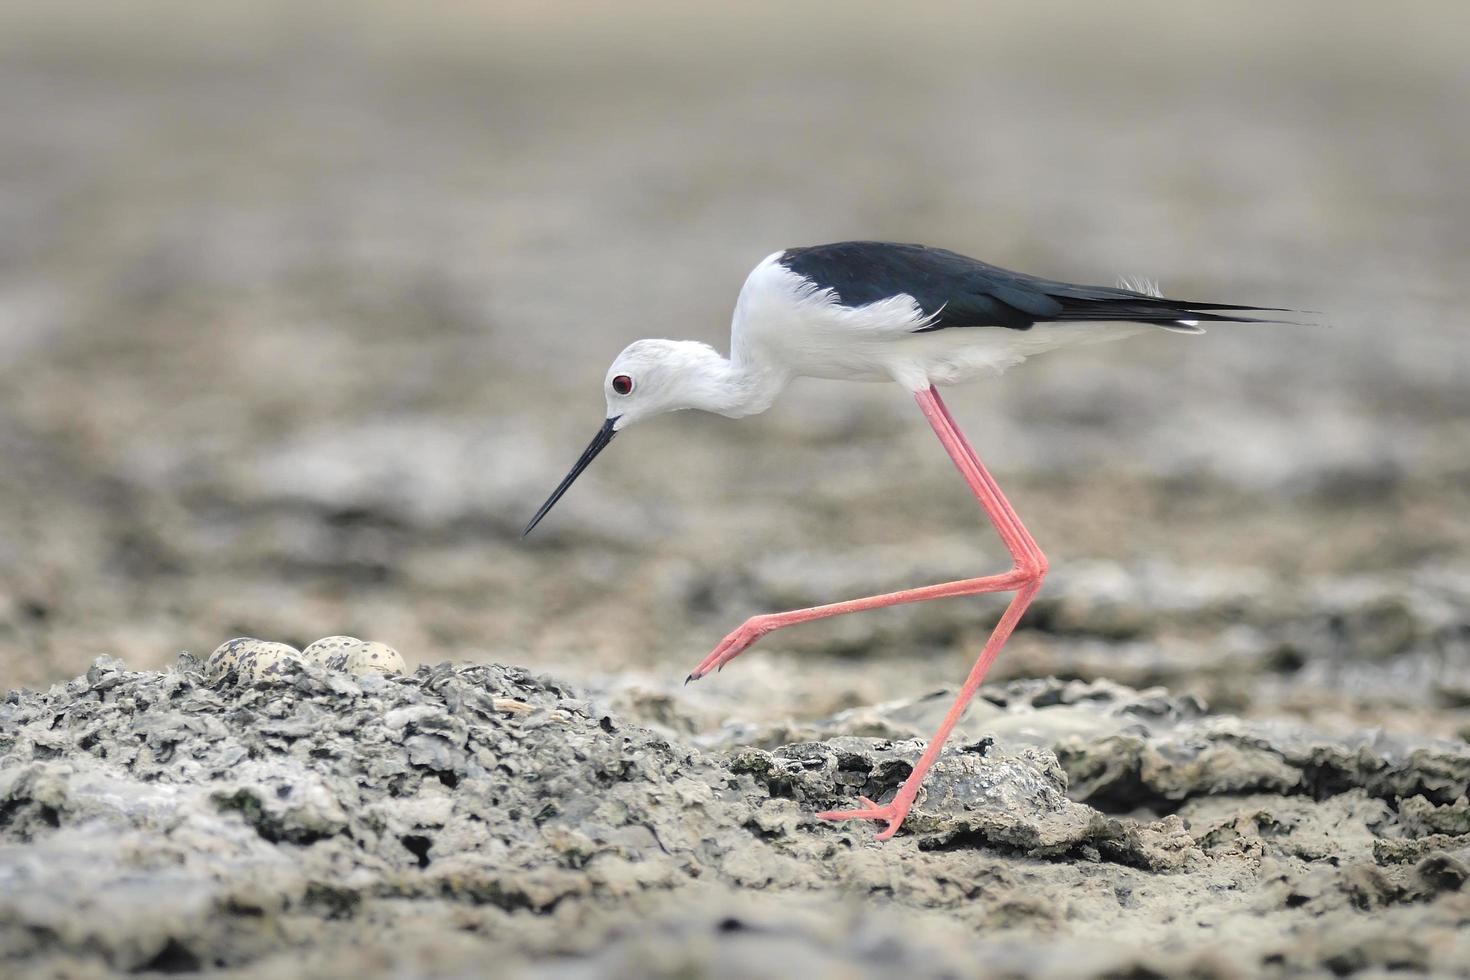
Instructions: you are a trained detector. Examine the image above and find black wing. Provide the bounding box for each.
[777,241,1283,332]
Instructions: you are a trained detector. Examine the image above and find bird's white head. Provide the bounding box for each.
[601,338,730,430]
[524,338,748,535]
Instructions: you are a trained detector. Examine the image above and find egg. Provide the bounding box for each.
[301,635,364,667]
[208,635,405,683]
[344,641,407,677]
[206,638,304,683]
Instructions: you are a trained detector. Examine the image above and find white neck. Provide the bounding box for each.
[688,347,789,418]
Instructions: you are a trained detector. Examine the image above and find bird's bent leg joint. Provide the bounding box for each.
[739,613,778,641]
[1014,550,1048,585]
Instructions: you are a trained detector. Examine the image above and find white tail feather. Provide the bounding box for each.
[1117,273,1203,333]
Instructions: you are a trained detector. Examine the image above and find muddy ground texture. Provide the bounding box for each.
[3,3,1470,977]
[3,657,1468,978]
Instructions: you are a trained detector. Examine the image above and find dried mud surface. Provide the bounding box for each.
[3,660,1467,978]
[3,2,1470,976]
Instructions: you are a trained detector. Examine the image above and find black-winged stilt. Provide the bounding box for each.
[525,241,1283,839]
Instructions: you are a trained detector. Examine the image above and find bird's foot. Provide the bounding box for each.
[815,795,912,841]
[685,615,774,682]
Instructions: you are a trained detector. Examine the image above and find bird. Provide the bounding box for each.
[523,240,1285,840]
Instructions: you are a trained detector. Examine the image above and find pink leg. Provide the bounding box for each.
[686,386,1047,840]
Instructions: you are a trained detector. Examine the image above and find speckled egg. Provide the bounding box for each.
[206,638,304,683]
[301,635,364,667]
[206,637,258,678]
[344,641,406,677]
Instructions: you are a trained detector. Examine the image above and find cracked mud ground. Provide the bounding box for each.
[3,2,1470,977]
[4,662,1468,977]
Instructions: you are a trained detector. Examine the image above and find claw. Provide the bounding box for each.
[685,616,769,682]
[816,794,912,840]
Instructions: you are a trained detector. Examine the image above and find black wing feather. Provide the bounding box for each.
[777,241,1285,332]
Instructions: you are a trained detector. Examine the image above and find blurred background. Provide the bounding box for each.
[1,1,1467,740]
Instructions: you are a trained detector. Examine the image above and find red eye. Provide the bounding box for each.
[612,375,633,395]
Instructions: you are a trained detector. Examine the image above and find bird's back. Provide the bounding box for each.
[774,241,1279,333]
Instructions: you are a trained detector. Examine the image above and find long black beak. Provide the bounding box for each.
[523,417,619,536]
